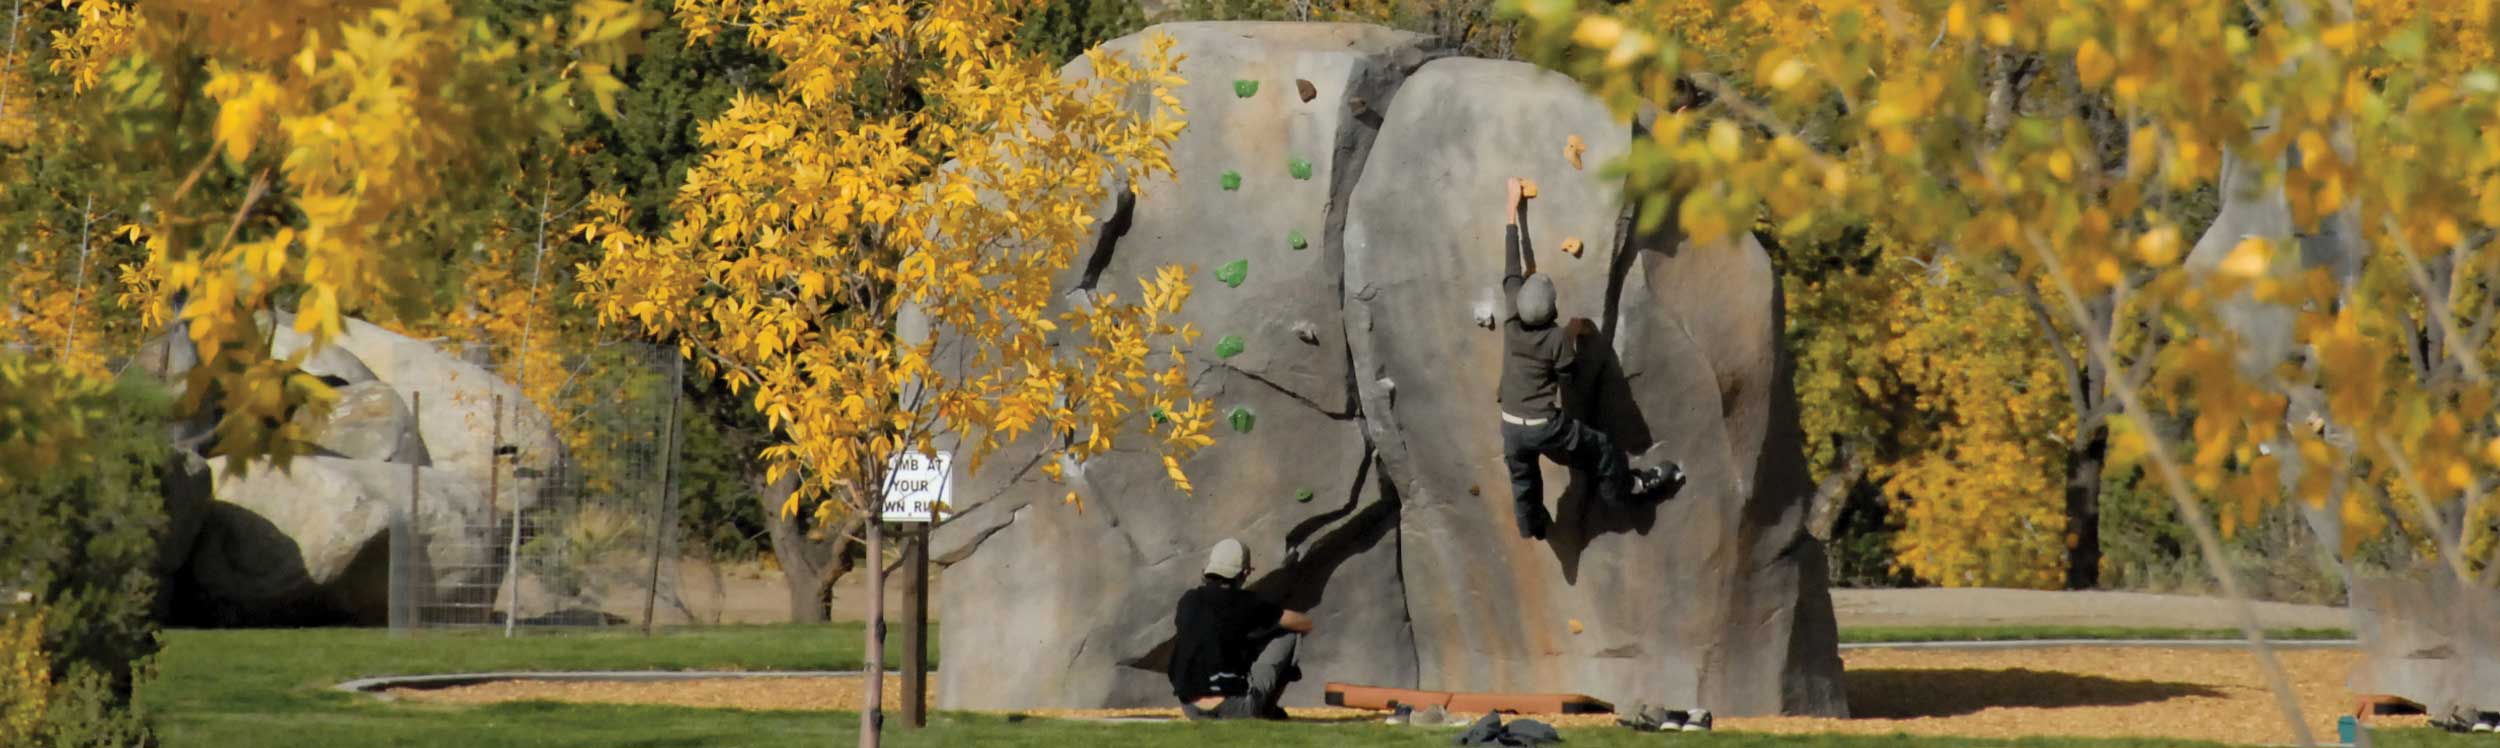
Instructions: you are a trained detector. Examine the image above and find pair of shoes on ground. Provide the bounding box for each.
[2438,711,2500,733]
[1615,704,1711,732]
[1385,703,1455,727]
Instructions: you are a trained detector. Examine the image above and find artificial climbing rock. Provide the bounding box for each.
[932,22,1436,713]
[1343,56,1844,717]
[931,23,1843,720]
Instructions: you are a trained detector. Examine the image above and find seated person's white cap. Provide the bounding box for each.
[1206,538,1247,578]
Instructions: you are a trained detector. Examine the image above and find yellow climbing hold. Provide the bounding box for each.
[1568,619,1584,634]
[1561,237,1585,257]
[1566,135,1586,170]
[1519,179,1539,198]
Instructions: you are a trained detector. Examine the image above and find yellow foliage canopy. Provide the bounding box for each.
[581,2,1205,518]
[1528,0,2500,583]
[45,0,650,466]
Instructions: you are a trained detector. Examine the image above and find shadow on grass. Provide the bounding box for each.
[1844,668,2224,718]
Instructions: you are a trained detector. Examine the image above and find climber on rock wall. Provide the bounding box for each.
[1492,177,1683,540]
[1170,538,1314,721]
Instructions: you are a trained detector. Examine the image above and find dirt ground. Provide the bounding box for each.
[387,645,2418,744]
[1828,588,2349,631]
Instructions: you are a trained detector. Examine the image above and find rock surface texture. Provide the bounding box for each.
[136,316,556,625]
[932,23,1846,717]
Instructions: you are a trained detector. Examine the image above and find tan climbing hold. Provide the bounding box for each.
[1568,619,1584,634]
[1518,179,1538,199]
[1566,135,1586,170]
[1560,237,1584,257]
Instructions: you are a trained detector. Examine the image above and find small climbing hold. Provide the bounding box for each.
[1518,179,1539,198]
[1296,79,1317,102]
[1566,135,1587,170]
[1295,488,1315,503]
[1287,229,1308,250]
[1150,406,1168,424]
[1228,407,1256,434]
[1292,320,1320,344]
[1234,79,1260,98]
[1215,334,1246,359]
[1471,300,1497,329]
[1288,158,1313,180]
[1348,96,1371,114]
[1220,170,1242,191]
[1214,259,1248,288]
[1568,619,1584,635]
[1560,237,1585,258]
[1468,485,1481,496]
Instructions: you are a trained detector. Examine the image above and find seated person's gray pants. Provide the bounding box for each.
[1181,633,1301,720]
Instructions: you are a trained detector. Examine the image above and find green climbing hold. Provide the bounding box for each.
[1228,406,1256,434]
[1215,259,1248,288]
[1215,334,1245,359]
[1220,170,1242,191]
[1234,79,1260,97]
[1150,406,1168,424]
[1295,488,1315,503]
[1287,230,1308,250]
[1288,158,1313,180]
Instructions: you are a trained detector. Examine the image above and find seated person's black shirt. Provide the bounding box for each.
[1167,582,1283,701]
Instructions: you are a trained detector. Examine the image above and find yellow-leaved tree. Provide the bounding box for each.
[577,2,1203,742]
[1519,0,2500,737]
[45,0,650,465]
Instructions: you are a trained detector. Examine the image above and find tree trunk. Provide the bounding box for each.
[861,507,885,748]
[2064,422,2111,590]
[759,472,849,623]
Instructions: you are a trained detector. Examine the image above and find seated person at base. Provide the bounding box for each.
[1169,538,1312,720]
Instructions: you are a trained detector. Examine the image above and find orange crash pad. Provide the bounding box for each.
[1323,682,1613,715]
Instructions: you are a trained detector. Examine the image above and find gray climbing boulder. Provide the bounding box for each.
[1342,56,1843,717]
[932,22,1440,711]
[178,455,506,625]
[2348,569,2500,719]
[299,380,425,462]
[275,315,554,487]
[929,23,1844,717]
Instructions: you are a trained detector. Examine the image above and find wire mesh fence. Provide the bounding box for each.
[390,341,687,635]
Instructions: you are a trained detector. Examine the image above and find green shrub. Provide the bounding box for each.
[0,364,174,747]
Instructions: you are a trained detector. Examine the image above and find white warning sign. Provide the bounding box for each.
[882,451,954,523]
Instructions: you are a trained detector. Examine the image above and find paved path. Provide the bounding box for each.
[1831,587,2349,630]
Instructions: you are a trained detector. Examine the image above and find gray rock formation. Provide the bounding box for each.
[181,456,500,625]
[133,315,555,625]
[933,23,1846,717]
[2349,569,2500,719]
[934,21,1432,710]
[2192,145,2493,718]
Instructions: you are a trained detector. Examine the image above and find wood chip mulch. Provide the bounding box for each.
[383,646,2426,743]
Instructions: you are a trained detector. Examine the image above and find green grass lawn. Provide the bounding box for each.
[145,624,2466,748]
